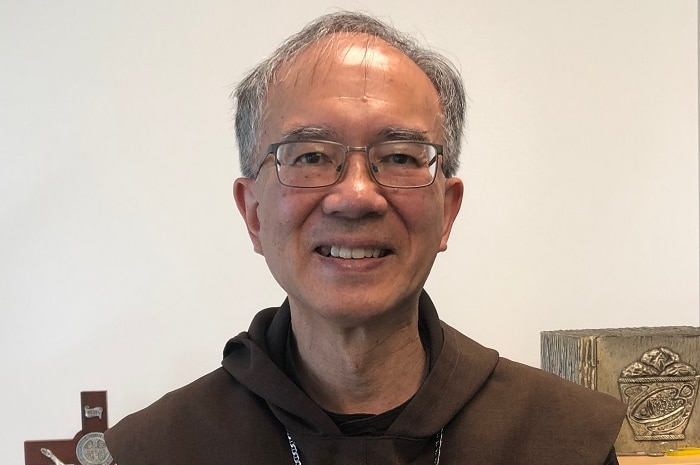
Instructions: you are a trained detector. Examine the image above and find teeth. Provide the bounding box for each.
[328,246,384,259]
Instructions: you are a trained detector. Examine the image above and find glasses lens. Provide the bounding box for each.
[369,142,438,188]
[275,142,344,187]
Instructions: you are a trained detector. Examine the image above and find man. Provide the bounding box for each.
[105,11,625,464]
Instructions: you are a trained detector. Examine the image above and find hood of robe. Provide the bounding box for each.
[221,291,499,443]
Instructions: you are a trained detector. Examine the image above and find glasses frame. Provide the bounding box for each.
[255,139,444,189]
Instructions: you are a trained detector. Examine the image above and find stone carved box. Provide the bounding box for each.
[541,327,700,455]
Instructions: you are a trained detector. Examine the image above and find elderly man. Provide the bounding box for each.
[105,11,625,465]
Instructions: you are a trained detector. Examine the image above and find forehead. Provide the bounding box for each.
[285,33,402,75]
[261,33,443,144]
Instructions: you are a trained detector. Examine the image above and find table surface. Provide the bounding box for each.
[618,455,700,465]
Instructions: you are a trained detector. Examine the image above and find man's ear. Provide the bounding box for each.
[439,177,464,252]
[233,178,264,255]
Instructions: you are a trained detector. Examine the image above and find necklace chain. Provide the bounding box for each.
[286,429,444,465]
[287,431,303,465]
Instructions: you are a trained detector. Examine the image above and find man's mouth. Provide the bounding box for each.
[315,245,391,259]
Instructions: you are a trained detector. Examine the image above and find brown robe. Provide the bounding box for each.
[105,292,625,464]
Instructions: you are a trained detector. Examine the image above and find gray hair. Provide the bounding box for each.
[233,11,466,178]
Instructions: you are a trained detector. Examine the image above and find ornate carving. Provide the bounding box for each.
[618,347,700,441]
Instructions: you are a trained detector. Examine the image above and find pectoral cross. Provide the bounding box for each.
[24,391,112,465]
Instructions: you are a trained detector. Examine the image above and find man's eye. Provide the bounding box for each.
[384,153,419,166]
[295,152,325,164]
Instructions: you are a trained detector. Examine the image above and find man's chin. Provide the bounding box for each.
[291,294,420,329]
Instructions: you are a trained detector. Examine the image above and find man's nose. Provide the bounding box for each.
[322,152,387,218]
[341,150,376,187]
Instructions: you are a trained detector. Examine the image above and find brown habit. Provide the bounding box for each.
[105,292,625,464]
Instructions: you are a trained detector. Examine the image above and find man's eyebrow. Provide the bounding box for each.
[376,128,431,142]
[279,126,339,142]
[278,126,431,143]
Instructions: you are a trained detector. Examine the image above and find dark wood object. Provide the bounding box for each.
[24,391,111,465]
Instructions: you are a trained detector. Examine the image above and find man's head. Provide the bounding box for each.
[233,12,465,324]
[233,11,466,179]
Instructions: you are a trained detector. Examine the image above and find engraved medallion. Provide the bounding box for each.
[75,432,112,465]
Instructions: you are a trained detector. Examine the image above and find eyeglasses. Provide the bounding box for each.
[256,140,443,189]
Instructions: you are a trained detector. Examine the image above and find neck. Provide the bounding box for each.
[290,307,427,415]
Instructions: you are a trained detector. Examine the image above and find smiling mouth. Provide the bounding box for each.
[316,245,391,259]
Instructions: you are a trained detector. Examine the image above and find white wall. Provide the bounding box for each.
[1,0,697,462]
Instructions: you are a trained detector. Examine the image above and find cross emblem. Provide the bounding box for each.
[24,392,112,465]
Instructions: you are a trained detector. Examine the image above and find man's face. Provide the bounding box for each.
[235,34,463,326]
